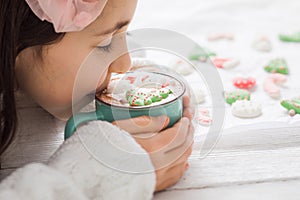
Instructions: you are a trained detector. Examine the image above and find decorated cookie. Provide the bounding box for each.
[263,73,287,99]
[213,58,240,69]
[197,108,212,126]
[169,59,194,76]
[189,48,216,62]
[281,97,300,117]
[279,32,300,43]
[207,33,234,41]
[233,77,256,89]
[231,100,262,118]
[252,36,272,52]
[264,58,288,74]
[190,85,205,104]
[224,89,251,105]
[126,87,173,106]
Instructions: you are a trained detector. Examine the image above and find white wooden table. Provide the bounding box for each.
[1,93,300,199]
[2,1,300,199]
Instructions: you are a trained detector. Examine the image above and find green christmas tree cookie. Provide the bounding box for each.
[189,48,216,62]
[264,58,289,75]
[279,32,300,43]
[224,89,251,105]
[127,87,173,106]
[280,97,300,117]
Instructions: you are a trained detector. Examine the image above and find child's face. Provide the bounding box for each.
[16,0,138,120]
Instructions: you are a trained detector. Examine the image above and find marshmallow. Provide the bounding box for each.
[169,59,194,76]
[232,100,262,118]
[252,36,272,52]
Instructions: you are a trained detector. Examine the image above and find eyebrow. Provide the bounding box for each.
[96,20,131,36]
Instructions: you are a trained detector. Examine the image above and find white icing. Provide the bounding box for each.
[252,36,272,52]
[222,59,240,69]
[231,100,262,118]
[169,59,194,76]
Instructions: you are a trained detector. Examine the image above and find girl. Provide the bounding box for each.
[0,0,194,199]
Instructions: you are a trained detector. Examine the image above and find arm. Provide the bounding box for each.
[0,120,156,200]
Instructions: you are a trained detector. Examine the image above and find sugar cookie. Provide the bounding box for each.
[263,73,287,99]
[252,36,272,52]
[126,87,173,106]
[213,58,240,69]
[224,89,251,105]
[281,97,300,117]
[231,100,262,118]
[197,108,212,126]
[279,32,300,43]
[189,48,216,62]
[233,77,256,89]
[264,58,288,74]
[207,33,234,41]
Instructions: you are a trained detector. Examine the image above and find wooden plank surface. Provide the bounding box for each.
[154,178,300,200]
[170,125,300,189]
[1,92,300,200]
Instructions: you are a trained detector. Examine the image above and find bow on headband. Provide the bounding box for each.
[25,0,108,32]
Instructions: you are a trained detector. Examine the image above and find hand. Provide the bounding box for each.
[112,96,195,191]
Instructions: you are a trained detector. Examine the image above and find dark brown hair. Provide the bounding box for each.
[0,0,64,155]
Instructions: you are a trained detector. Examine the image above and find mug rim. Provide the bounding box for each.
[96,71,186,110]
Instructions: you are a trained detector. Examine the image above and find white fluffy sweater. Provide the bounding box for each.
[0,121,156,200]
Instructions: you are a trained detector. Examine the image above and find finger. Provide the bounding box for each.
[155,161,186,192]
[134,117,189,154]
[112,115,169,134]
[158,117,190,152]
[183,107,194,121]
[148,118,193,170]
[183,96,195,120]
[183,95,190,108]
[169,144,193,168]
[163,122,194,162]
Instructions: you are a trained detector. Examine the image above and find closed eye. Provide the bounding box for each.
[98,43,112,52]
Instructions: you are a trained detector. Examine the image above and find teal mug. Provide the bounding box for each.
[64,71,186,139]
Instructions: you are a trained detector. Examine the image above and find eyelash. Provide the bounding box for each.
[98,43,112,52]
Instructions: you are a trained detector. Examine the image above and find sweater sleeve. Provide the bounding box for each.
[0,121,156,200]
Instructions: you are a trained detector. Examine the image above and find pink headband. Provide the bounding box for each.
[25,0,108,32]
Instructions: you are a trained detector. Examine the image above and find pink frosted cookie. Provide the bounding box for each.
[263,73,287,99]
[197,108,212,126]
[207,33,234,41]
[213,58,240,69]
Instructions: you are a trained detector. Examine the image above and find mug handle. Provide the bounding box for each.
[64,111,104,140]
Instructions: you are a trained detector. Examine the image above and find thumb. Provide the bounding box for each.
[112,115,169,135]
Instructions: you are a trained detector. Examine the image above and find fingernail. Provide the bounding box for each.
[185,162,190,170]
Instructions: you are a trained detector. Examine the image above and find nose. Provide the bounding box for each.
[109,53,131,74]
